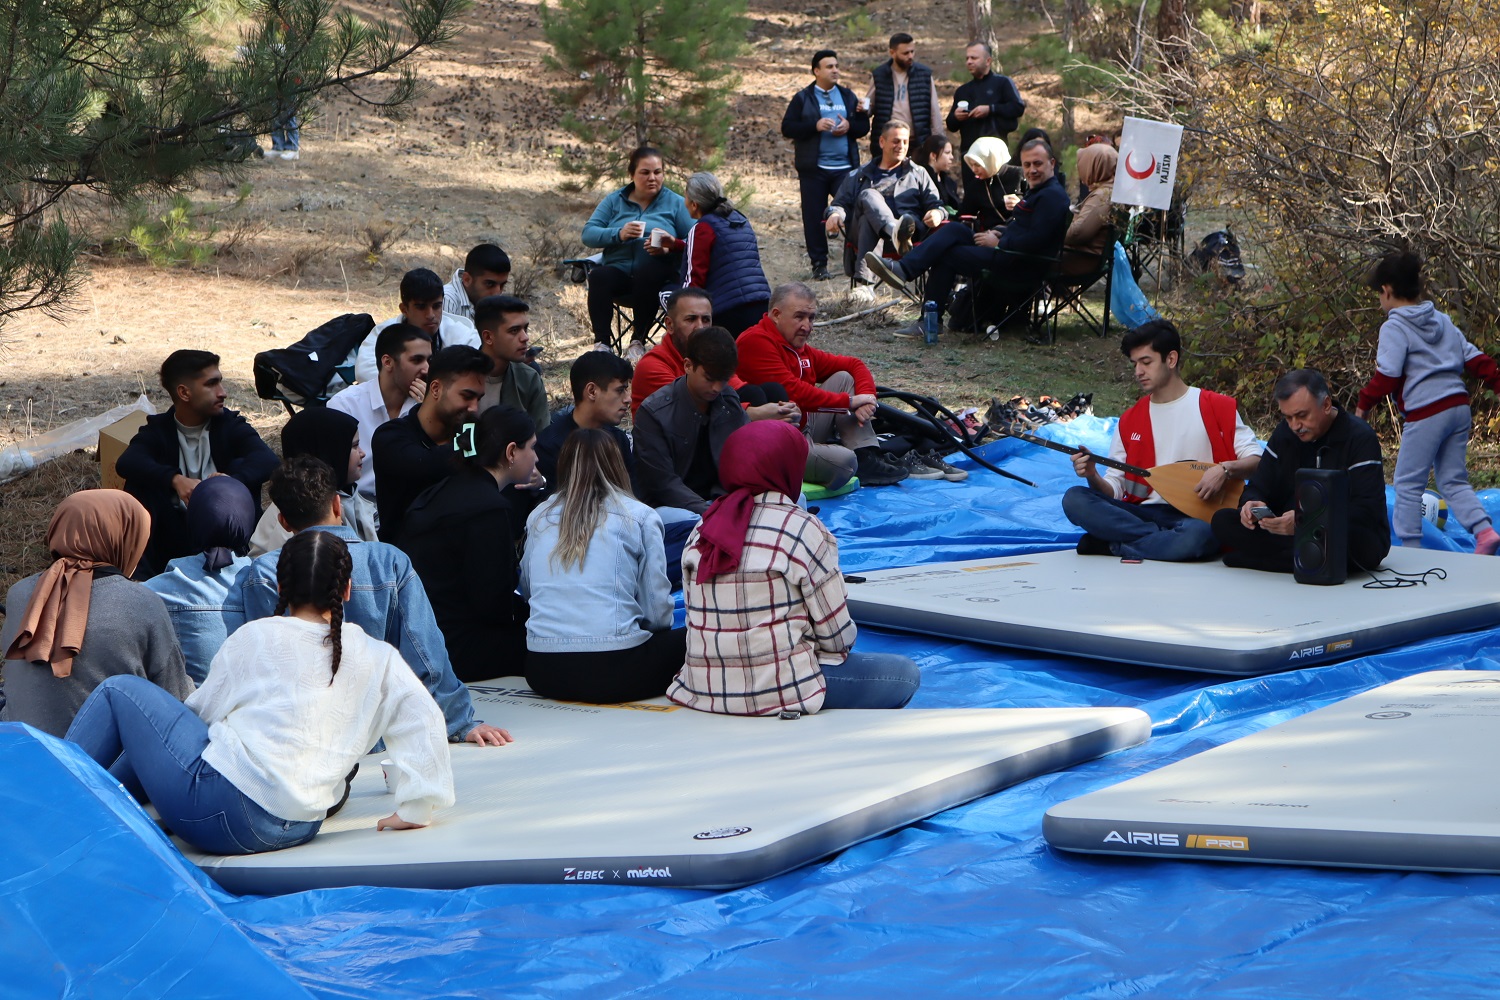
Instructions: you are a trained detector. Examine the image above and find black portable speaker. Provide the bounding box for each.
[1294,468,1348,585]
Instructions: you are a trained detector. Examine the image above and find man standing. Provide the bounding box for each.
[442,243,511,323]
[947,43,1026,217]
[1061,321,1262,561]
[631,288,799,423]
[633,326,749,516]
[118,350,279,573]
[864,33,944,158]
[1213,369,1391,574]
[327,322,432,500]
[474,294,549,430]
[354,268,481,383]
[371,345,492,542]
[781,50,870,282]
[826,122,945,290]
[736,282,907,488]
[866,138,1071,333]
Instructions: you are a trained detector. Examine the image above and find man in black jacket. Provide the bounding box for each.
[1211,368,1391,573]
[117,350,279,575]
[781,49,870,281]
[947,43,1026,217]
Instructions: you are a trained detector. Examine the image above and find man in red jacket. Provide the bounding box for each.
[736,282,908,488]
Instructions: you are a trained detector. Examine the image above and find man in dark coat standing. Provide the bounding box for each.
[947,42,1026,217]
[863,33,944,158]
[781,49,870,281]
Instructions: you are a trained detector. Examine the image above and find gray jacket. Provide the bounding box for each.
[632,377,749,515]
[827,158,943,228]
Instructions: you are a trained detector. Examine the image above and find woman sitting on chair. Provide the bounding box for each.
[581,146,694,363]
[1061,142,1119,276]
[668,420,921,715]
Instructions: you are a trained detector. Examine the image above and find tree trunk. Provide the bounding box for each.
[1157,0,1190,71]
[966,0,996,53]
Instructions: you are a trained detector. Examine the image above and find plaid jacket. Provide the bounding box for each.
[667,493,855,715]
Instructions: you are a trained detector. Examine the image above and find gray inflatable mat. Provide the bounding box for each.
[1045,671,1500,872]
[185,684,1150,894]
[845,547,1500,675]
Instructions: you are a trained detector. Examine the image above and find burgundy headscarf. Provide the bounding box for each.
[694,421,809,579]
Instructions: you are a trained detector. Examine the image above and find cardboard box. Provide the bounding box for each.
[98,410,149,491]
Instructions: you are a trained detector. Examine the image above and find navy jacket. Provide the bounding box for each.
[946,72,1026,150]
[781,83,870,174]
[998,175,1072,258]
[117,408,277,572]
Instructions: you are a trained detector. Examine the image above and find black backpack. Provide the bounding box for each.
[254,313,374,411]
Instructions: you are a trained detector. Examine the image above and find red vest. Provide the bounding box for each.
[1116,389,1239,503]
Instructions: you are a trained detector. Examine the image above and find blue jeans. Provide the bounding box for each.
[657,507,699,588]
[66,676,321,856]
[272,106,299,151]
[821,651,921,709]
[1392,404,1492,544]
[1062,485,1219,562]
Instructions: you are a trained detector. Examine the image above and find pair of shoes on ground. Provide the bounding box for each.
[856,449,909,487]
[900,450,968,481]
[269,148,300,161]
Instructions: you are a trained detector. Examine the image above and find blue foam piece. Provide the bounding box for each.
[10,414,1500,997]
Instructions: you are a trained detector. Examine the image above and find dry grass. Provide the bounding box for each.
[0,452,102,598]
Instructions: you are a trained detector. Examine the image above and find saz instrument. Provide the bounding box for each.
[1002,427,1242,523]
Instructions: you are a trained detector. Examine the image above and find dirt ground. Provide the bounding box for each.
[0,0,1134,590]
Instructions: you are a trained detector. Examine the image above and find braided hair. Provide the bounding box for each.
[272,530,354,683]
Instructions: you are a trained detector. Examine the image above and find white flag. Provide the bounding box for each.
[1112,116,1183,211]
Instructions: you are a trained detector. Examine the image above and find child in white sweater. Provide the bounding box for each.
[66,530,455,855]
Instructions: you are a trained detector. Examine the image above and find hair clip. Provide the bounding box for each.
[455,422,478,458]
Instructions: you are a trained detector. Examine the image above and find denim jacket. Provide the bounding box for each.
[145,554,253,684]
[520,493,674,652]
[236,524,480,740]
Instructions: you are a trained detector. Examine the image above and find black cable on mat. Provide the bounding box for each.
[1355,557,1448,590]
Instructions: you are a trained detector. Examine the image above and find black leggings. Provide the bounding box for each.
[587,255,680,346]
[525,628,687,704]
[714,300,770,339]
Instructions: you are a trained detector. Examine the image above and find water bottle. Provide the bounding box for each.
[921,300,940,344]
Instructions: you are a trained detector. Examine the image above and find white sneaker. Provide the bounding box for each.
[591,342,615,353]
[848,283,877,305]
[280,149,300,161]
[624,341,648,363]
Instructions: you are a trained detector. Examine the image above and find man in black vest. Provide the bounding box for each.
[947,42,1027,218]
[864,33,944,158]
[781,50,870,282]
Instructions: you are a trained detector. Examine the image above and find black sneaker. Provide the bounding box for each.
[856,450,909,487]
[895,214,918,255]
[899,452,946,480]
[1075,534,1114,556]
[812,263,832,281]
[917,450,968,482]
[864,252,910,294]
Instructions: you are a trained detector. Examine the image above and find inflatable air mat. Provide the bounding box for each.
[185,683,1149,894]
[845,547,1500,675]
[1045,670,1500,872]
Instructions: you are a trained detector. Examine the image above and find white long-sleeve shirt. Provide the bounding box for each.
[188,617,455,825]
[352,314,481,384]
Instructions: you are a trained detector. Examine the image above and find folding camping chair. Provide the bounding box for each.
[563,253,667,353]
[1032,225,1117,344]
[253,313,373,416]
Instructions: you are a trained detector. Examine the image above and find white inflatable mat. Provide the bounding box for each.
[846,547,1500,675]
[1045,671,1500,872]
[187,683,1149,894]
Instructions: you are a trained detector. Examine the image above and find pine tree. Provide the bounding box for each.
[541,0,746,182]
[0,0,470,331]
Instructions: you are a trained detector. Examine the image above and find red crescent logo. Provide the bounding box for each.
[1124,151,1157,180]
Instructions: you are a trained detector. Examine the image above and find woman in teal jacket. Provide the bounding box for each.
[581,146,694,360]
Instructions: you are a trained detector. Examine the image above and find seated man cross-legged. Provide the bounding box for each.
[1063,320,1262,561]
[1212,368,1392,574]
[825,121,945,293]
[736,282,908,488]
[865,137,1072,336]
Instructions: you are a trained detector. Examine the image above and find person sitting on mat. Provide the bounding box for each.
[521,429,683,704]
[633,326,749,518]
[66,530,457,856]
[399,406,536,683]
[250,407,376,556]
[668,420,921,715]
[1063,320,1262,561]
[2,490,194,738]
[146,476,259,684]
[239,456,513,747]
[1213,368,1391,574]
[1353,251,1500,555]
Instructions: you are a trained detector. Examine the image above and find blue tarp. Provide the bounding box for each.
[7,418,1500,998]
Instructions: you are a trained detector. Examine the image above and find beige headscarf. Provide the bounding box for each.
[963,137,1012,180]
[1076,142,1119,192]
[5,489,151,678]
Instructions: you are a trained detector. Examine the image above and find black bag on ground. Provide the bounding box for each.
[254,313,374,407]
